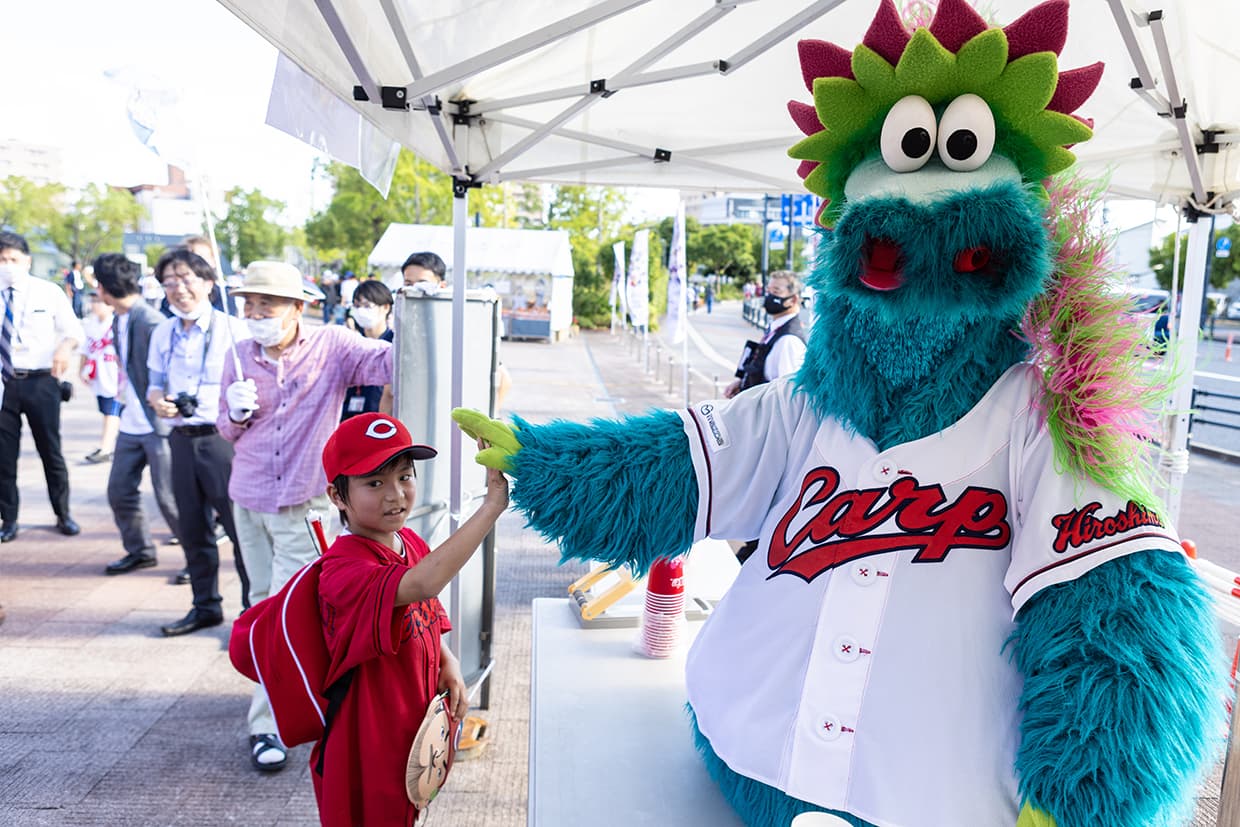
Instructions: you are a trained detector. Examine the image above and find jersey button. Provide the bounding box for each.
[818,714,842,742]
[872,459,895,481]
[849,563,878,586]
[833,635,860,663]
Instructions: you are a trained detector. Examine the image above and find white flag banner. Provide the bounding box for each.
[665,202,688,345]
[611,241,627,326]
[104,66,198,171]
[627,230,650,330]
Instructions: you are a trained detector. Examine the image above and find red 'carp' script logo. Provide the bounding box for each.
[768,466,1011,582]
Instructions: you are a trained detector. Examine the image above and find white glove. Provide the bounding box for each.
[226,379,260,422]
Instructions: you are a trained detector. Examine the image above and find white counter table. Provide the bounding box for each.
[528,597,744,827]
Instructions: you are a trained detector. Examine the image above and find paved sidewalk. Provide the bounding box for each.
[0,322,1234,825]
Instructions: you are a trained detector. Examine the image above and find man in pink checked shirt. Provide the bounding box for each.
[217,261,393,774]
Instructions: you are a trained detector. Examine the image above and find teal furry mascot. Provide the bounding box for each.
[455,1,1225,824]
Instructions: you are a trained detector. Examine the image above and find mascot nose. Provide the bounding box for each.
[953,246,992,273]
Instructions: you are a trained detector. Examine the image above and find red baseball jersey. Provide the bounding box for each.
[311,527,451,827]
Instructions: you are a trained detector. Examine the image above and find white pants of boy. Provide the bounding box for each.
[234,495,333,736]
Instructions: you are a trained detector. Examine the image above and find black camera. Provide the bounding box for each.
[171,392,199,418]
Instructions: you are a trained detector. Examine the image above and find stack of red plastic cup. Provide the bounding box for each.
[636,556,686,658]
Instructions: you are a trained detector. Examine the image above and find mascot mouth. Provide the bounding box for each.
[859,237,905,291]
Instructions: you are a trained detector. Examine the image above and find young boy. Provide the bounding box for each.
[313,412,508,826]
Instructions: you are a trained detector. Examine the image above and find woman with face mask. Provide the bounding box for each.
[341,279,394,421]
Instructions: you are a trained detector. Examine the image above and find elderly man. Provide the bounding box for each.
[219,261,393,772]
[147,248,252,636]
[94,254,181,575]
[0,231,85,542]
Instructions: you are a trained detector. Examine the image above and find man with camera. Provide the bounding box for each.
[146,248,252,637]
[0,231,85,544]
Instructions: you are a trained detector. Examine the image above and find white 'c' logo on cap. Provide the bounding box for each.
[365,420,399,440]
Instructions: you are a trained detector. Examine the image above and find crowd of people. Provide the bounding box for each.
[0,232,473,782]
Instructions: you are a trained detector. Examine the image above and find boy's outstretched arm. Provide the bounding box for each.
[396,461,508,606]
[453,408,698,577]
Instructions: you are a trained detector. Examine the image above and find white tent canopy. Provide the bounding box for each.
[369,224,574,278]
[217,0,1240,534]
[227,0,1240,209]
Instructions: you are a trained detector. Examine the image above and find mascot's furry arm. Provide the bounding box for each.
[454,408,697,576]
[1011,551,1221,827]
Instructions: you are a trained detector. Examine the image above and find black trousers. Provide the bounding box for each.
[168,429,249,614]
[0,373,70,523]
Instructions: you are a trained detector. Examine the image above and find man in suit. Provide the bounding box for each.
[93,254,181,574]
[0,231,84,543]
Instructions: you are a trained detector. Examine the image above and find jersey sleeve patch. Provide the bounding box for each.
[694,401,732,452]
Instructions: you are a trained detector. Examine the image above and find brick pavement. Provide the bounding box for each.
[0,321,1232,825]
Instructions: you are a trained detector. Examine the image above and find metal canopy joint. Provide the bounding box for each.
[452,176,482,198]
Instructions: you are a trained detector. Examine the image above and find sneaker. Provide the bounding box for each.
[250,733,287,772]
[85,449,113,464]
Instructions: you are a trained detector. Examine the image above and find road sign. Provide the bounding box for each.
[780,193,819,226]
[768,225,786,250]
[1217,237,1232,258]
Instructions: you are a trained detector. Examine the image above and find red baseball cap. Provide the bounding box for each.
[322,413,437,480]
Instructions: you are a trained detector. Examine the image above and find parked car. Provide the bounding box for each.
[1227,300,1240,320]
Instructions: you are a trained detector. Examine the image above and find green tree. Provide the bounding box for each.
[46,184,145,265]
[1148,223,1240,291]
[696,223,760,280]
[305,151,456,273]
[144,243,167,269]
[305,153,544,274]
[216,187,288,267]
[547,185,629,328]
[0,176,65,237]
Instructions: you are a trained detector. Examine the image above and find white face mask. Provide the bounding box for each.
[351,306,383,332]
[247,315,288,347]
[0,262,28,288]
[169,301,209,321]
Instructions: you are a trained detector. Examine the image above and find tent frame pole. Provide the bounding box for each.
[312,0,380,102]
[378,0,462,172]
[1162,215,1211,525]
[403,0,650,101]
[474,3,737,180]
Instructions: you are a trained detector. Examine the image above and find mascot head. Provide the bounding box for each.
[789,0,1167,511]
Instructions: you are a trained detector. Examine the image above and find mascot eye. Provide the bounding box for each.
[880,95,936,173]
[936,94,995,172]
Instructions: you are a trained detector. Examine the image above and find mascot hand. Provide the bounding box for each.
[1016,802,1056,827]
[451,408,521,473]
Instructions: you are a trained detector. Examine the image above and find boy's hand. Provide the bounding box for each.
[482,449,510,511]
[452,408,520,473]
[438,647,470,721]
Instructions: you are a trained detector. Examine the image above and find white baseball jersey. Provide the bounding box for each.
[675,363,1183,827]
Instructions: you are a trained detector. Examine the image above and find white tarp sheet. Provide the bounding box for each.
[221,0,1240,209]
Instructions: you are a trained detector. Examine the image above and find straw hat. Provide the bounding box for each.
[231,261,318,301]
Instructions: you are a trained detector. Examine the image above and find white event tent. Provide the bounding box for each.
[216,0,1240,526]
[369,223,576,338]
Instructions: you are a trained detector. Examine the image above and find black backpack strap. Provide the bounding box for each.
[313,668,356,777]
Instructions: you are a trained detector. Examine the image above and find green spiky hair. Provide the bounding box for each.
[789,0,1102,226]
